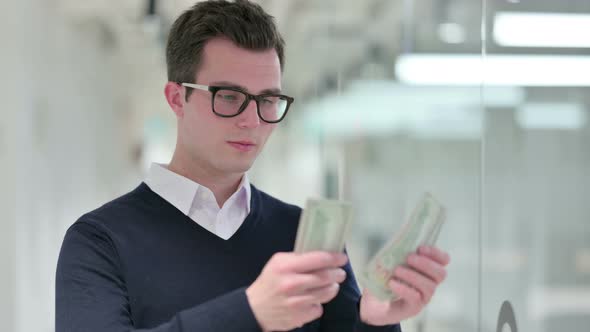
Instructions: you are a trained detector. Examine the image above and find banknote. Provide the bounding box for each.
[294,199,353,253]
[361,193,446,301]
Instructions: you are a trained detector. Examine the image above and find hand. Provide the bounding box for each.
[359,246,450,326]
[246,251,348,331]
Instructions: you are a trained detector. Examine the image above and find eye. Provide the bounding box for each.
[216,90,243,103]
[262,96,281,105]
[219,94,237,101]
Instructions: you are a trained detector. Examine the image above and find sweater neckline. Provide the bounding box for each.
[133,182,262,245]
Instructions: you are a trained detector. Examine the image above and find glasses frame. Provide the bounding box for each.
[180,83,294,124]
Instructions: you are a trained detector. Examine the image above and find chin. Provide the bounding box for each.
[222,160,255,175]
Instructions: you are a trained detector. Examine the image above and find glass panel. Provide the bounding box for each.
[482,1,590,332]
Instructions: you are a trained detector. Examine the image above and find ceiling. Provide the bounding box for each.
[55,0,590,102]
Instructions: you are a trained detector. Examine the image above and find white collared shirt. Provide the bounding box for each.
[144,163,251,240]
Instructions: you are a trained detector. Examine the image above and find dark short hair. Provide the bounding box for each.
[166,0,285,97]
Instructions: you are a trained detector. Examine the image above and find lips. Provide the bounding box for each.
[227,140,257,152]
[228,140,256,146]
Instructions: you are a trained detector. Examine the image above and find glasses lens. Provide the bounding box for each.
[213,89,247,116]
[259,96,289,122]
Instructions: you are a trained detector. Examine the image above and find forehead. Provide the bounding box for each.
[197,37,282,93]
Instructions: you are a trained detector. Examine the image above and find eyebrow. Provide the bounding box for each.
[209,81,282,94]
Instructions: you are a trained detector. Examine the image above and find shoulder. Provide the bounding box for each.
[70,183,153,237]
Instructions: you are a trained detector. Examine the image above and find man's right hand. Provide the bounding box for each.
[245,251,349,331]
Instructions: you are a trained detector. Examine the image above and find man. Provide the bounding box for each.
[56,1,450,331]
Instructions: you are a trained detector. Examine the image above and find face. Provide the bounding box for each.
[166,37,282,178]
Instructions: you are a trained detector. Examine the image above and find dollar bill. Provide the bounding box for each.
[294,199,353,253]
[361,193,446,301]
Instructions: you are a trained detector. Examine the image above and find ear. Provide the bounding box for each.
[164,82,185,118]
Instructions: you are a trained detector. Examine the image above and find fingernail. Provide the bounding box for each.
[421,246,431,254]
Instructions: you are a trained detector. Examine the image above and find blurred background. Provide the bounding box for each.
[1,0,589,331]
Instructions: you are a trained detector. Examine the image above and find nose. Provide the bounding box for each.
[236,99,261,129]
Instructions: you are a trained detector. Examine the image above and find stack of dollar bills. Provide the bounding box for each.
[294,193,446,301]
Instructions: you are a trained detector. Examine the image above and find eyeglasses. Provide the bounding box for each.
[181,83,294,124]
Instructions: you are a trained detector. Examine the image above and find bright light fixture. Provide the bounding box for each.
[396,54,590,86]
[494,12,590,48]
[438,23,466,44]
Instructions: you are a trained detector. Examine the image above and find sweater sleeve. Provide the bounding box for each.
[318,257,402,332]
[55,221,261,332]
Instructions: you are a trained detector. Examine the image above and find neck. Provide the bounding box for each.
[167,151,243,208]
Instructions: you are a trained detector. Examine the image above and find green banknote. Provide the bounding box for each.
[361,193,446,301]
[294,199,353,253]
[293,193,446,302]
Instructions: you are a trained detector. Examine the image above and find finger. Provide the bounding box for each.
[297,303,324,326]
[282,251,348,273]
[407,253,447,283]
[308,283,340,304]
[280,268,346,294]
[418,246,450,266]
[307,283,341,304]
[312,267,347,283]
[304,268,347,289]
[389,279,421,304]
[394,266,436,304]
[288,283,340,306]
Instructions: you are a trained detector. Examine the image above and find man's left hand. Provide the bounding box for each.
[359,246,450,326]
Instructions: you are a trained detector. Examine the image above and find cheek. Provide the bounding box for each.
[260,125,276,143]
[182,107,219,144]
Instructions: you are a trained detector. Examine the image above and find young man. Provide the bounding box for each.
[56,1,450,331]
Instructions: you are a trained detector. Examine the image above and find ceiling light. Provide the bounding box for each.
[396,54,590,86]
[438,23,466,44]
[494,12,590,48]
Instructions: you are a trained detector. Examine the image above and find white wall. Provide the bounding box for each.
[0,1,142,331]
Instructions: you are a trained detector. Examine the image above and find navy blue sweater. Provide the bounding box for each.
[56,183,401,332]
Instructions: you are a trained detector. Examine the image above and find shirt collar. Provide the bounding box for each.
[145,163,251,215]
[237,171,252,214]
